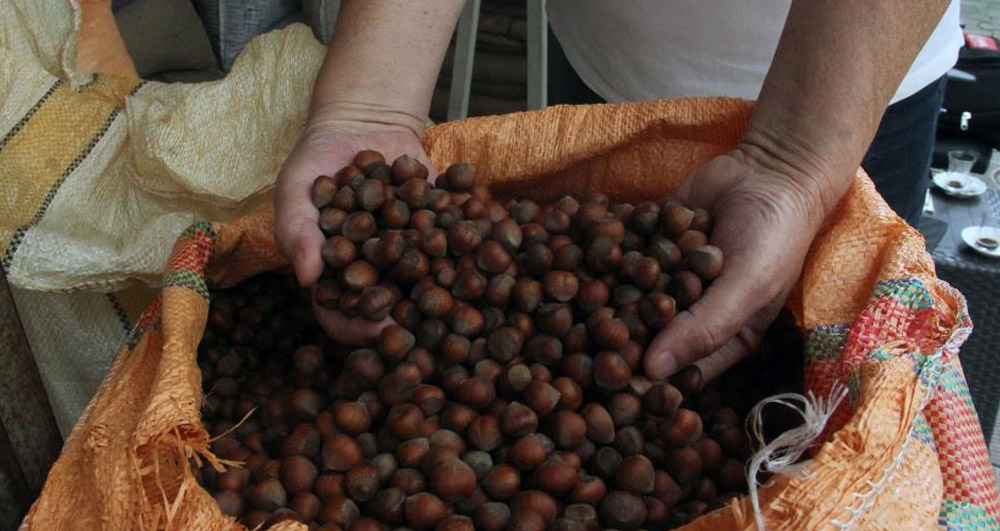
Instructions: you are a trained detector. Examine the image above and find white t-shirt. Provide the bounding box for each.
[547,1,963,105]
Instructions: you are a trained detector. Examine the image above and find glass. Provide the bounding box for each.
[948,150,978,175]
[976,213,1000,251]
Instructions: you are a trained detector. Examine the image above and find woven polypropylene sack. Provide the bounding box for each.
[21,97,1000,529]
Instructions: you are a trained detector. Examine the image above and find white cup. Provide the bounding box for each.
[948,150,978,175]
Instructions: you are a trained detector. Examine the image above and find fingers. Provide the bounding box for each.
[275,167,326,287]
[644,267,769,380]
[313,299,393,346]
[693,324,766,382]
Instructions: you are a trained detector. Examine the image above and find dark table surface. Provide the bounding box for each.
[923,182,1000,442]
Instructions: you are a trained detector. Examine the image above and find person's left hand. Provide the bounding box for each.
[643,147,846,382]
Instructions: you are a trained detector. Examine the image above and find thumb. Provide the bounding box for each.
[644,261,775,380]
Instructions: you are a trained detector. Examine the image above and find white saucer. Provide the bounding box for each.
[961,226,1000,258]
[934,172,987,197]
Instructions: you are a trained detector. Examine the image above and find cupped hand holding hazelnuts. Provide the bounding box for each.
[643,146,839,383]
[275,125,439,346]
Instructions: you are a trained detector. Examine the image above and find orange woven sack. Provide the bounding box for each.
[22,99,1000,530]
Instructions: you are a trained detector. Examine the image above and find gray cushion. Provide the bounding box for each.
[114,0,218,77]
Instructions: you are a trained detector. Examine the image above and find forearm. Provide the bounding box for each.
[743,0,950,219]
[309,0,466,135]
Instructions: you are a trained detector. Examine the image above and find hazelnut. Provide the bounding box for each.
[531,305,570,340]
[248,477,287,511]
[405,492,448,530]
[416,319,447,351]
[616,455,655,494]
[332,402,371,436]
[216,466,250,491]
[716,458,746,493]
[652,469,683,506]
[509,201,541,224]
[213,489,244,518]
[397,438,431,469]
[473,359,503,383]
[592,351,631,392]
[694,437,724,473]
[688,244,724,280]
[474,502,511,531]
[356,178,386,212]
[667,270,703,308]
[643,383,683,417]
[391,154,430,185]
[486,327,524,363]
[677,229,708,254]
[394,249,430,283]
[321,495,360,527]
[440,403,478,433]
[546,410,587,450]
[388,404,426,441]
[372,487,407,523]
[379,325,416,361]
[312,174,338,208]
[585,237,622,273]
[551,243,583,271]
[391,468,428,495]
[661,203,694,236]
[429,458,478,501]
[280,455,318,494]
[521,380,561,417]
[500,363,532,395]
[417,286,453,318]
[508,434,548,471]
[314,474,346,501]
[481,464,521,500]
[476,240,512,274]
[370,453,398,485]
[457,376,497,411]
[569,474,606,505]
[520,223,549,247]
[672,365,704,395]
[520,243,553,276]
[345,464,380,502]
[606,394,641,428]
[410,209,438,233]
[664,447,703,484]
[449,304,485,337]
[398,178,431,209]
[574,280,609,314]
[352,150,385,172]
[531,457,578,496]
[381,198,411,228]
[289,491,322,522]
[413,385,446,416]
[451,268,487,301]
[341,260,379,292]
[322,236,358,269]
[501,402,539,437]
[510,490,558,524]
[551,377,583,411]
[660,408,704,448]
[322,434,363,472]
[359,285,396,321]
[511,278,543,312]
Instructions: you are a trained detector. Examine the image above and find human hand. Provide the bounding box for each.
[274,120,437,345]
[643,147,848,383]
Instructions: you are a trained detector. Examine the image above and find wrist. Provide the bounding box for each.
[737,124,854,220]
[307,99,427,140]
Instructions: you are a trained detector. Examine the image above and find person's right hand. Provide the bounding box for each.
[274,120,437,345]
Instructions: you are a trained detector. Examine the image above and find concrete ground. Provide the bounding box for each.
[962,0,1000,37]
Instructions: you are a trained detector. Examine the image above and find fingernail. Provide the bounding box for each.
[652,351,677,380]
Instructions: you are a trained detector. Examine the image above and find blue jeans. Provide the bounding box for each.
[548,31,946,228]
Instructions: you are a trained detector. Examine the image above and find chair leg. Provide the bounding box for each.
[526,0,548,111]
[447,0,481,122]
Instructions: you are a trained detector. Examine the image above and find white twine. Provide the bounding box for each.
[746,384,850,531]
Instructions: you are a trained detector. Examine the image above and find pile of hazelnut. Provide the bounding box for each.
[196,150,802,530]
